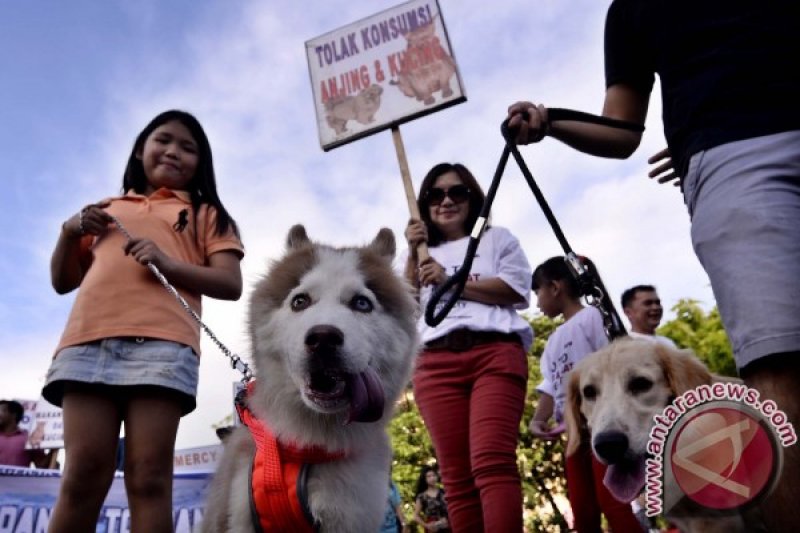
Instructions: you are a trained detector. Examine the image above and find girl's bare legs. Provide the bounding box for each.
[123,388,182,533]
[48,388,122,533]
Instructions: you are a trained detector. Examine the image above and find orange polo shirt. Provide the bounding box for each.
[55,188,244,356]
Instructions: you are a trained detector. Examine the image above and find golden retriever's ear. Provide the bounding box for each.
[656,344,713,396]
[565,369,584,457]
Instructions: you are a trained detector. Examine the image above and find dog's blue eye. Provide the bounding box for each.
[582,385,597,400]
[628,376,653,395]
[291,294,311,311]
[350,295,373,313]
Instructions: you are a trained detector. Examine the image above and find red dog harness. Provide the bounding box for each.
[237,383,345,532]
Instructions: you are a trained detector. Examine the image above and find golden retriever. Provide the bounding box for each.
[564,337,763,533]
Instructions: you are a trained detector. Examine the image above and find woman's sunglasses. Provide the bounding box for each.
[425,184,471,206]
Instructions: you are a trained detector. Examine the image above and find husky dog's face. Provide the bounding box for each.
[248,225,418,428]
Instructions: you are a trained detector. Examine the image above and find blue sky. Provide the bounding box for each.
[0,0,714,450]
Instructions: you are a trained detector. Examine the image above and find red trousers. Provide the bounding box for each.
[566,444,643,532]
[413,341,528,532]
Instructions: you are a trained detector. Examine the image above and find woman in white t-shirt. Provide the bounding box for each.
[400,162,532,532]
[530,256,642,532]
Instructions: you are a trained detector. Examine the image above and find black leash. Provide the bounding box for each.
[424,109,642,340]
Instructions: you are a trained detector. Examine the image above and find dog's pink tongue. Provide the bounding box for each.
[604,458,646,503]
[346,367,385,423]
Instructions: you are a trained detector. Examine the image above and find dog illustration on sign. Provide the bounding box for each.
[324,84,384,135]
[390,19,456,105]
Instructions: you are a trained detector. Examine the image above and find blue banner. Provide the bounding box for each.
[0,466,210,533]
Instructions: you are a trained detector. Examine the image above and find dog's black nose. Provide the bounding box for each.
[593,431,629,464]
[305,325,344,355]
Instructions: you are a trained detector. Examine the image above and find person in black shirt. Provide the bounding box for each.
[506,1,800,531]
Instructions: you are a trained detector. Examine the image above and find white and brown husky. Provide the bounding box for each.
[202,225,419,532]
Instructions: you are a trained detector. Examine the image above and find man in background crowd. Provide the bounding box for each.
[621,285,676,348]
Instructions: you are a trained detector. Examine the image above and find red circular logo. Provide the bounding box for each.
[669,404,778,510]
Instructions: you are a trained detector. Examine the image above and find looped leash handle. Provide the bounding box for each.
[424,241,475,327]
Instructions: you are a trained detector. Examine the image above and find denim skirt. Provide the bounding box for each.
[42,337,200,415]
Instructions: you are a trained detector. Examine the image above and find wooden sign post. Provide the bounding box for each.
[391,125,429,262]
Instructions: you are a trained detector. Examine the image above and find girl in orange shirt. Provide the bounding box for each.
[44,110,244,532]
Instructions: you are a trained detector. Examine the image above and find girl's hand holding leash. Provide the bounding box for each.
[124,238,171,271]
[62,201,112,239]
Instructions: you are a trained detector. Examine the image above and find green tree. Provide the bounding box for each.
[657,299,737,377]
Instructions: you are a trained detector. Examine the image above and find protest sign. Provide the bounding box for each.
[16,398,63,450]
[306,0,465,151]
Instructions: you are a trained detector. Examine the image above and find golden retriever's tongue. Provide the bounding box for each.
[346,368,384,423]
[604,457,646,503]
